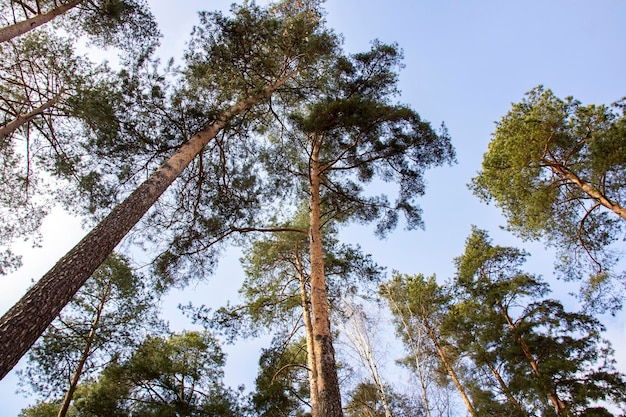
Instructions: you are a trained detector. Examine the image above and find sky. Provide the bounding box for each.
[1,0,626,415]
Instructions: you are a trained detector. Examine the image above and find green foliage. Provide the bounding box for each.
[19,400,66,417]
[448,228,626,415]
[344,382,424,417]
[263,40,455,236]
[0,0,160,53]
[383,229,626,416]
[71,331,243,417]
[20,253,164,400]
[251,339,311,417]
[471,86,626,312]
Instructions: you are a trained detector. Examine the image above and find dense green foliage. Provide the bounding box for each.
[383,230,626,416]
[471,87,626,311]
[19,253,163,413]
[263,40,455,236]
[72,331,241,417]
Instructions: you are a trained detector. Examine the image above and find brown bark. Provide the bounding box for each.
[424,322,477,417]
[296,252,320,417]
[0,0,84,44]
[0,91,63,139]
[308,134,343,417]
[486,362,527,416]
[57,279,112,417]
[545,160,626,221]
[0,73,295,380]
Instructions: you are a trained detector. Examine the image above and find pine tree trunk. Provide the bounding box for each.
[308,135,343,417]
[546,160,626,221]
[296,253,320,417]
[0,0,84,43]
[0,74,295,380]
[425,323,477,417]
[0,91,63,139]
[497,300,567,414]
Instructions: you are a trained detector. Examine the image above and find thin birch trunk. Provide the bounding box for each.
[0,72,295,379]
[383,291,433,417]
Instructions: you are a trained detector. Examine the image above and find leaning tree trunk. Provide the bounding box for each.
[0,73,295,380]
[0,0,84,43]
[308,135,343,417]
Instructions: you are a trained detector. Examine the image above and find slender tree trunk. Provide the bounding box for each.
[497,302,567,414]
[57,279,112,417]
[383,292,433,417]
[342,302,392,417]
[0,73,295,380]
[485,361,527,416]
[0,91,63,139]
[308,134,343,417]
[0,0,84,43]
[545,160,626,221]
[424,323,477,417]
[296,252,320,417]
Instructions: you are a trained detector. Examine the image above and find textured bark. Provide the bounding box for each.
[308,135,343,417]
[296,253,320,417]
[0,75,294,380]
[0,0,83,43]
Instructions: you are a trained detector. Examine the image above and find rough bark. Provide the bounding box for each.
[0,0,84,44]
[0,74,294,380]
[308,135,343,417]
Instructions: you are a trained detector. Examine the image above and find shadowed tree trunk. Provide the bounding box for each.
[0,73,295,379]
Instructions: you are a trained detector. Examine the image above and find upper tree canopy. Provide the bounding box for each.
[471,86,626,311]
[263,40,455,235]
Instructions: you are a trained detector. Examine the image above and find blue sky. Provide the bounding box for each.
[1,1,625,414]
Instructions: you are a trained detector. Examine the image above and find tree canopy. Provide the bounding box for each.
[471,86,626,312]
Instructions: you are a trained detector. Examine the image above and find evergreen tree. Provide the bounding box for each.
[18,253,163,417]
[0,0,159,51]
[0,0,337,380]
[261,40,454,417]
[447,228,626,416]
[471,86,626,312]
[69,331,243,417]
